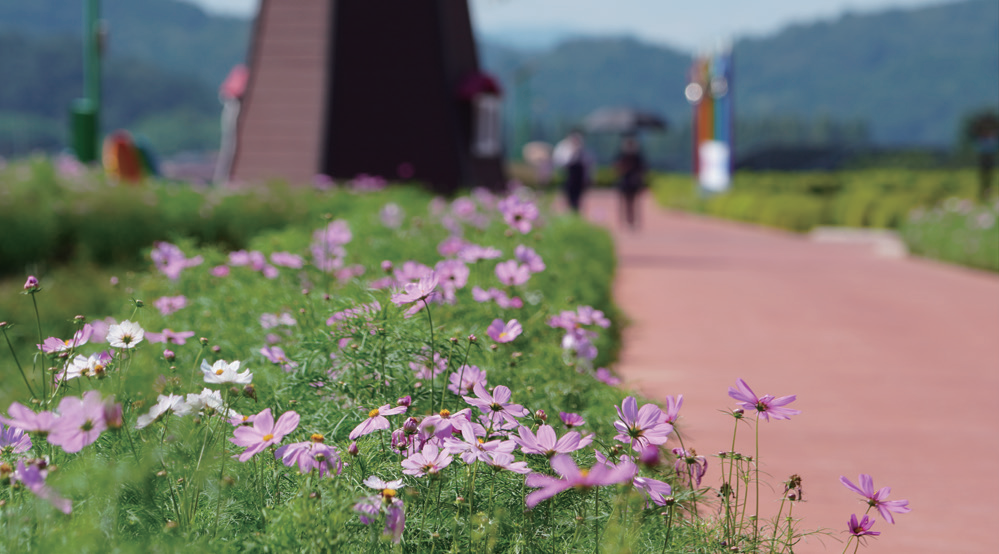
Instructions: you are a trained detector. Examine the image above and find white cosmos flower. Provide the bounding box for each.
[200,359,253,385]
[135,394,189,429]
[363,476,404,491]
[107,320,145,349]
[185,388,240,419]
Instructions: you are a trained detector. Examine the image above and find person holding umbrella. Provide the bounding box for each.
[613,134,648,230]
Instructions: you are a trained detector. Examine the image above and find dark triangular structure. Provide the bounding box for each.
[231,0,505,193]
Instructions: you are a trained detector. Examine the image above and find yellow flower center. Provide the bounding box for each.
[368,408,380,418]
[262,434,274,441]
[64,339,72,346]
[381,488,397,499]
[579,469,589,478]
[310,433,325,443]
[215,369,224,375]
[439,409,451,418]
[499,332,506,339]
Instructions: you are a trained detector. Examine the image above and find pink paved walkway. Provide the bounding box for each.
[582,190,999,553]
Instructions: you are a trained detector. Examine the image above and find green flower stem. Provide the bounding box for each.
[754,419,760,548]
[422,298,436,413]
[29,292,46,402]
[1,326,36,398]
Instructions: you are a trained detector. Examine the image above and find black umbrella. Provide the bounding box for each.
[582,107,668,134]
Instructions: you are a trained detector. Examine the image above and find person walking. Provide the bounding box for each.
[614,134,647,230]
[553,130,593,213]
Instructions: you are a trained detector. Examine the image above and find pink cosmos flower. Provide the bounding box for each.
[420,408,474,439]
[484,451,531,474]
[512,424,593,457]
[434,259,469,303]
[448,365,487,396]
[659,395,683,425]
[559,412,585,428]
[211,265,230,277]
[401,443,453,476]
[260,312,296,329]
[48,390,107,453]
[409,350,447,380]
[594,367,621,386]
[1,403,60,436]
[0,422,32,454]
[576,305,611,328]
[487,319,522,343]
[634,476,673,506]
[151,241,203,280]
[613,396,673,452]
[275,436,343,477]
[458,244,503,263]
[525,454,635,508]
[498,196,539,234]
[514,245,546,273]
[230,408,300,462]
[354,476,405,543]
[848,513,880,537]
[380,203,404,228]
[146,329,196,345]
[14,460,71,514]
[38,324,94,354]
[728,378,801,422]
[672,447,708,487]
[444,426,516,464]
[270,251,304,268]
[562,327,598,360]
[391,273,439,307]
[260,346,298,371]
[153,295,188,316]
[463,383,529,426]
[438,236,468,257]
[840,474,911,524]
[349,404,408,440]
[495,260,530,286]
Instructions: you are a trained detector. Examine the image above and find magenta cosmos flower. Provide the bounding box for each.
[487,319,522,343]
[463,383,529,426]
[498,196,539,234]
[512,424,593,457]
[495,260,530,286]
[48,390,107,453]
[349,404,407,440]
[153,295,188,316]
[613,396,673,452]
[146,328,196,345]
[848,513,880,537]
[727,378,801,422]
[514,245,545,273]
[559,412,585,428]
[275,434,343,477]
[230,408,300,462]
[525,454,635,508]
[38,324,94,354]
[0,422,32,454]
[840,474,911,524]
[448,365,487,396]
[391,273,439,306]
[401,443,453,477]
[14,460,71,514]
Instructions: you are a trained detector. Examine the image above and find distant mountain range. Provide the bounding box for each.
[0,0,995,158]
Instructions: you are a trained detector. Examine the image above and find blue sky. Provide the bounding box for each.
[185,0,960,52]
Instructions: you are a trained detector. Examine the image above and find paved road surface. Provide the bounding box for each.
[580,190,999,553]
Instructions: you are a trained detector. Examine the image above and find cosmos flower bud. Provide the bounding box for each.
[0,322,7,329]
[381,260,393,273]
[449,337,458,343]
[199,337,209,346]
[639,444,660,468]
[133,299,144,308]
[301,289,310,296]
[23,275,39,292]
[732,408,744,419]
[74,315,86,323]
[163,349,175,362]
[229,386,241,397]
[212,345,221,353]
[467,334,476,342]
[103,400,124,430]
[347,441,359,456]
[396,395,411,407]
[243,384,257,401]
[534,409,547,423]
[403,417,419,435]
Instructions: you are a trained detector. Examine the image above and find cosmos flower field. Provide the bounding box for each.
[0,170,908,552]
